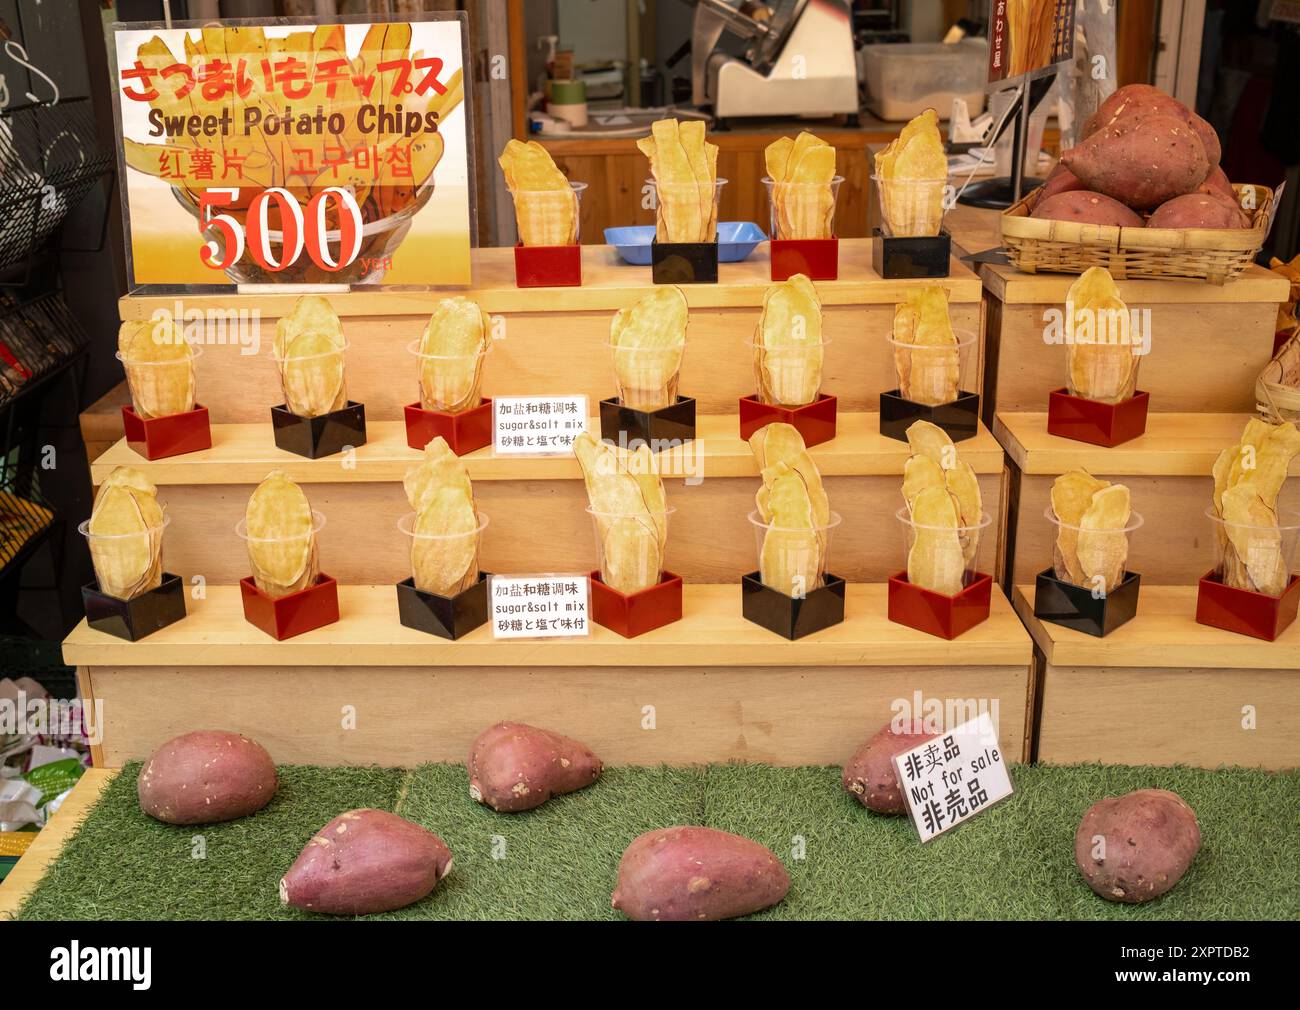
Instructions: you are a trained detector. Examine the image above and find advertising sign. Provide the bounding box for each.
[987,0,1076,84]
[110,15,472,288]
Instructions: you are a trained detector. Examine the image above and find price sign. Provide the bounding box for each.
[892,712,1015,842]
[110,13,472,288]
[490,576,590,639]
[493,396,588,455]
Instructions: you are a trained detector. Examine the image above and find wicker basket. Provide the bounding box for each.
[1257,329,1300,423]
[1001,184,1272,284]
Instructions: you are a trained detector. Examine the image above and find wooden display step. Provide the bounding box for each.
[117,240,986,422]
[1014,585,1300,770]
[91,418,1005,586]
[0,769,115,921]
[979,262,1287,417]
[93,413,1006,485]
[994,411,1300,586]
[67,584,1033,768]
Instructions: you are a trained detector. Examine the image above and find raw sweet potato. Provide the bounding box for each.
[1147,192,1247,230]
[1196,164,1235,202]
[468,721,602,812]
[1074,789,1201,904]
[842,721,937,815]
[612,826,790,921]
[137,730,277,825]
[1036,163,1087,202]
[1031,191,1144,228]
[280,808,453,915]
[1083,86,1221,168]
[1062,114,1210,210]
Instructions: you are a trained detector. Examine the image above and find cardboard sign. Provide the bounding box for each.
[109,14,472,288]
[987,1,1076,84]
[490,575,590,639]
[892,712,1015,842]
[493,395,588,455]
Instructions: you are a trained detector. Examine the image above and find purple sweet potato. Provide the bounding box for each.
[1147,192,1247,230]
[1196,164,1235,202]
[468,721,602,812]
[1074,789,1201,904]
[1084,85,1221,168]
[1036,163,1087,202]
[1030,191,1145,228]
[842,721,937,815]
[612,826,790,921]
[280,808,453,915]
[137,730,277,825]
[1062,114,1210,210]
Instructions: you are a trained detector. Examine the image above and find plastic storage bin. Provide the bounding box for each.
[861,40,988,122]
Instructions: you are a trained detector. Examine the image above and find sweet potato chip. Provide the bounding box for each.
[88,467,165,601]
[417,296,489,412]
[610,286,688,411]
[755,274,823,406]
[893,287,959,405]
[499,139,577,247]
[411,486,480,597]
[1066,267,1138,403]
[945,461,983,565]
[245,471,318,598]
[1077,484,1132,592]
[759,470,822,595]
[904,419,954,465]
[875,109,946,236]
[118,314,196,419]
[573,431,668,594]
[1222,485,1289,595]
[907,485,964,596]
[1050,469,1111,585]
[640,118,718,242]
[275,295,347,417]
[1210,419,1299,592]
[903,454,945,508]
[748,422,829,528]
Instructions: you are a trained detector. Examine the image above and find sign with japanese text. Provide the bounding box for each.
[493,396,588,455]
[892,712,1015,842]
[490,576,590,639]
[110,15,472,288]
[987,1,1075,85]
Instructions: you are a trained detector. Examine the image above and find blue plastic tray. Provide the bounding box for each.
[604,222,766,265]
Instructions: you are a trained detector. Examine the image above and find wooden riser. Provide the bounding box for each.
[78,663,1031,768]
[994,412,1300,586]
[1036,665,1299,770]
[1014,585,1299,770]
[144,471,1004,586]
[979,263,1287,417]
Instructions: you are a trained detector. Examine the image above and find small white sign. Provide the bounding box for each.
[892,712,1014,842]
[493,396,588,455]
[490,575,590,639]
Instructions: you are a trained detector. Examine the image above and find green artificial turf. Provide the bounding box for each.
[16,762,1299,921]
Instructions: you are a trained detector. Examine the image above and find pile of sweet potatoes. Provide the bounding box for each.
[1032,84,1250,230]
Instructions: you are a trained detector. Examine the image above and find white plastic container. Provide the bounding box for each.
[861,40,988,122]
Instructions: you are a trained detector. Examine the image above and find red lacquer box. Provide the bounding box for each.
[770,237,839,281]
[738,393,837,447]
[589,570,683,638]
[404,399,493,454]
[1046,389,1150,448]
[240,574,340,641]
[122,404,212,460]
[1195,570,1300,641]
[887,570,993,640]
[514,243,582,287]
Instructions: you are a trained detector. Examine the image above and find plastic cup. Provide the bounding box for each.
[748,508,842,597]
[646,178,728,243]
[117,343,202,420]
[886,327,977,405]
[1205,506,1300,598]
[79,515,170,602]
[761,175,844,241]
[609,338,686,413]
[895,505,992,595]
[511,180,586,246]
[406,338,491,413]
[587,505,674,594]
[271,340,349,418]
[235,509,325,597]
[746,331,831,407]
[872,173,949,238]
[1044,506,1144,593]
[397,510,488,597]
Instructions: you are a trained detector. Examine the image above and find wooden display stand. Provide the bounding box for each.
[977,263,1289,420]
[67,240,1031,771]
[993,412,1300,588]
[1014,585,1300,770]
